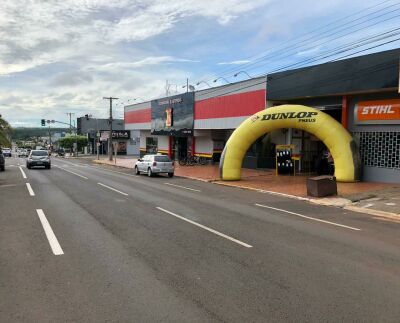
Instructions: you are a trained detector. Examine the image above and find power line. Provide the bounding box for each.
[196,39,400,99]
[196,0,400,84]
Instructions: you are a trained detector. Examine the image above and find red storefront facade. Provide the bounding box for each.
[124,77,267,163]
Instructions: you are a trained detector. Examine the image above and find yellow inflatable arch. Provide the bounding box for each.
[220,105,361,182]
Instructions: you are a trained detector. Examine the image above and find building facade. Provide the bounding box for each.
[124,49,399,183]
[76,117,129,155]
[266,48,400,183]
[124,77,267,166]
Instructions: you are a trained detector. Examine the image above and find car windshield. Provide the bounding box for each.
[31,150,48,156]
[155,155,171,162]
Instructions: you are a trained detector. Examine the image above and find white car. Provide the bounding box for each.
[2,148,11,157]
[135,154,174,177]
[18,149,28,157]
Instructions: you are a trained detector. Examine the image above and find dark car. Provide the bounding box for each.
[0,150,5,171]
[26,150,51,169]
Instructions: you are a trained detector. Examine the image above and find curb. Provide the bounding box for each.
[90,160,400,221]
[213,181,399,220]
[343,205,400,221]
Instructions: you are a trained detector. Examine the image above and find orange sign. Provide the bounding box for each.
[165,107,173,127]
[357,99,400,122]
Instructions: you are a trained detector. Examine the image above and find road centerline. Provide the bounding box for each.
[36,209,64,256]
[255,203,361,231]
[156,207,253,248]
[97,182,129,196]
[164,182,201,192]
[26,183,35,196]
[54,165,88,179]
[19,166,27,179]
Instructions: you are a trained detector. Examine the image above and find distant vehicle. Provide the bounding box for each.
[26,150,51,169]
[56,148,65,157]
[0,150,5,171]
[135,154,174,177]
[18,149,28,157]
[2,148,11,157]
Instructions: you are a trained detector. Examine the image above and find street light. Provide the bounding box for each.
[127,97,145,103]
[213,77,230,84]
[234,71,252,79]
[196,81,211,87]
[182,84,195,91]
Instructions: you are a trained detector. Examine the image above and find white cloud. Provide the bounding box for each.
[218,60,252,65]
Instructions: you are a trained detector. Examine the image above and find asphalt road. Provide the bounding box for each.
[1,155,400,322]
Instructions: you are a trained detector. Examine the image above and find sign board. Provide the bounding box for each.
[356,99,400,125]
[100,131,109,142]
[151,92,194,136]
[111,130,130,139]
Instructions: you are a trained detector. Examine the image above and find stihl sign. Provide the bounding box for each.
[357,99,400,124]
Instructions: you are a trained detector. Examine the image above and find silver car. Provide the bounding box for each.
[135,154,174,177]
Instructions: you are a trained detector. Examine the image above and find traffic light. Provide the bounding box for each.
[41,119,45,126]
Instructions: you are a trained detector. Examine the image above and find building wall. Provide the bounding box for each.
[126,130,140,156]
[194,77,266,129]
[347,92,400,183]
[125,101,151,130]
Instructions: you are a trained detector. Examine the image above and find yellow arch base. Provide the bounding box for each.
[220,105,361,182]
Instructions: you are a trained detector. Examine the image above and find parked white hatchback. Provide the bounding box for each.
[135,154,174,177]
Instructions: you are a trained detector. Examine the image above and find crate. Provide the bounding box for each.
[306,176,337,197]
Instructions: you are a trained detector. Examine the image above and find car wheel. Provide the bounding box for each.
[147,168,153,177]
[168,172,174,178]
[26,165,30,169]
[0,166,4,171]
[47,165,51,169]
[135,166,140,175]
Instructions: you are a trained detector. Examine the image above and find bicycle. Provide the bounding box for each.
[178,155,207,166]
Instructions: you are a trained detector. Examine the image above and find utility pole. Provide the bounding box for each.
[186,78,189,93]
[103,97,118,161]
[66,112,74,134]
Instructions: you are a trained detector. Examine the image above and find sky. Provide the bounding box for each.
[0,0,399,127]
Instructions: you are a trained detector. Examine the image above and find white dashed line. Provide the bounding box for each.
[19,166,27,179]
[156,207,253,248]
[164,183,201,192]
[36,209,64,255]
[97,182,129,196]
[54,165,88,179]
[26,183,35,196]
[255,203,361,231]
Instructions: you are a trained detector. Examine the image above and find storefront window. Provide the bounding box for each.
[146,137,158,154]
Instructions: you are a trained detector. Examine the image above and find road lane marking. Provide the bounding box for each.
[19,166,27,179]
[54,165,88,179]
[26,183,35,196]
[97,182,129,196]
[164,183,201,192]
[156,207,253,248]
[36,209,64,256]
[255,204,361,231]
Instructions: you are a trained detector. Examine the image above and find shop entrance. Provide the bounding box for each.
[172,137,192,160]
[296,107,341,174]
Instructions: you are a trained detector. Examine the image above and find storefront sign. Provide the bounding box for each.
[111,130,130,139]
[356,99,400,124]
[151,92,194,136]
[165,108,173,127]
[100,130,130,140]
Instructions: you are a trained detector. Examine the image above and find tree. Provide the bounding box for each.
[0,116,12,147]
[58,136,88,150]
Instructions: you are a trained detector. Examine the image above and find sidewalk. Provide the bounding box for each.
[92,156,399,219]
